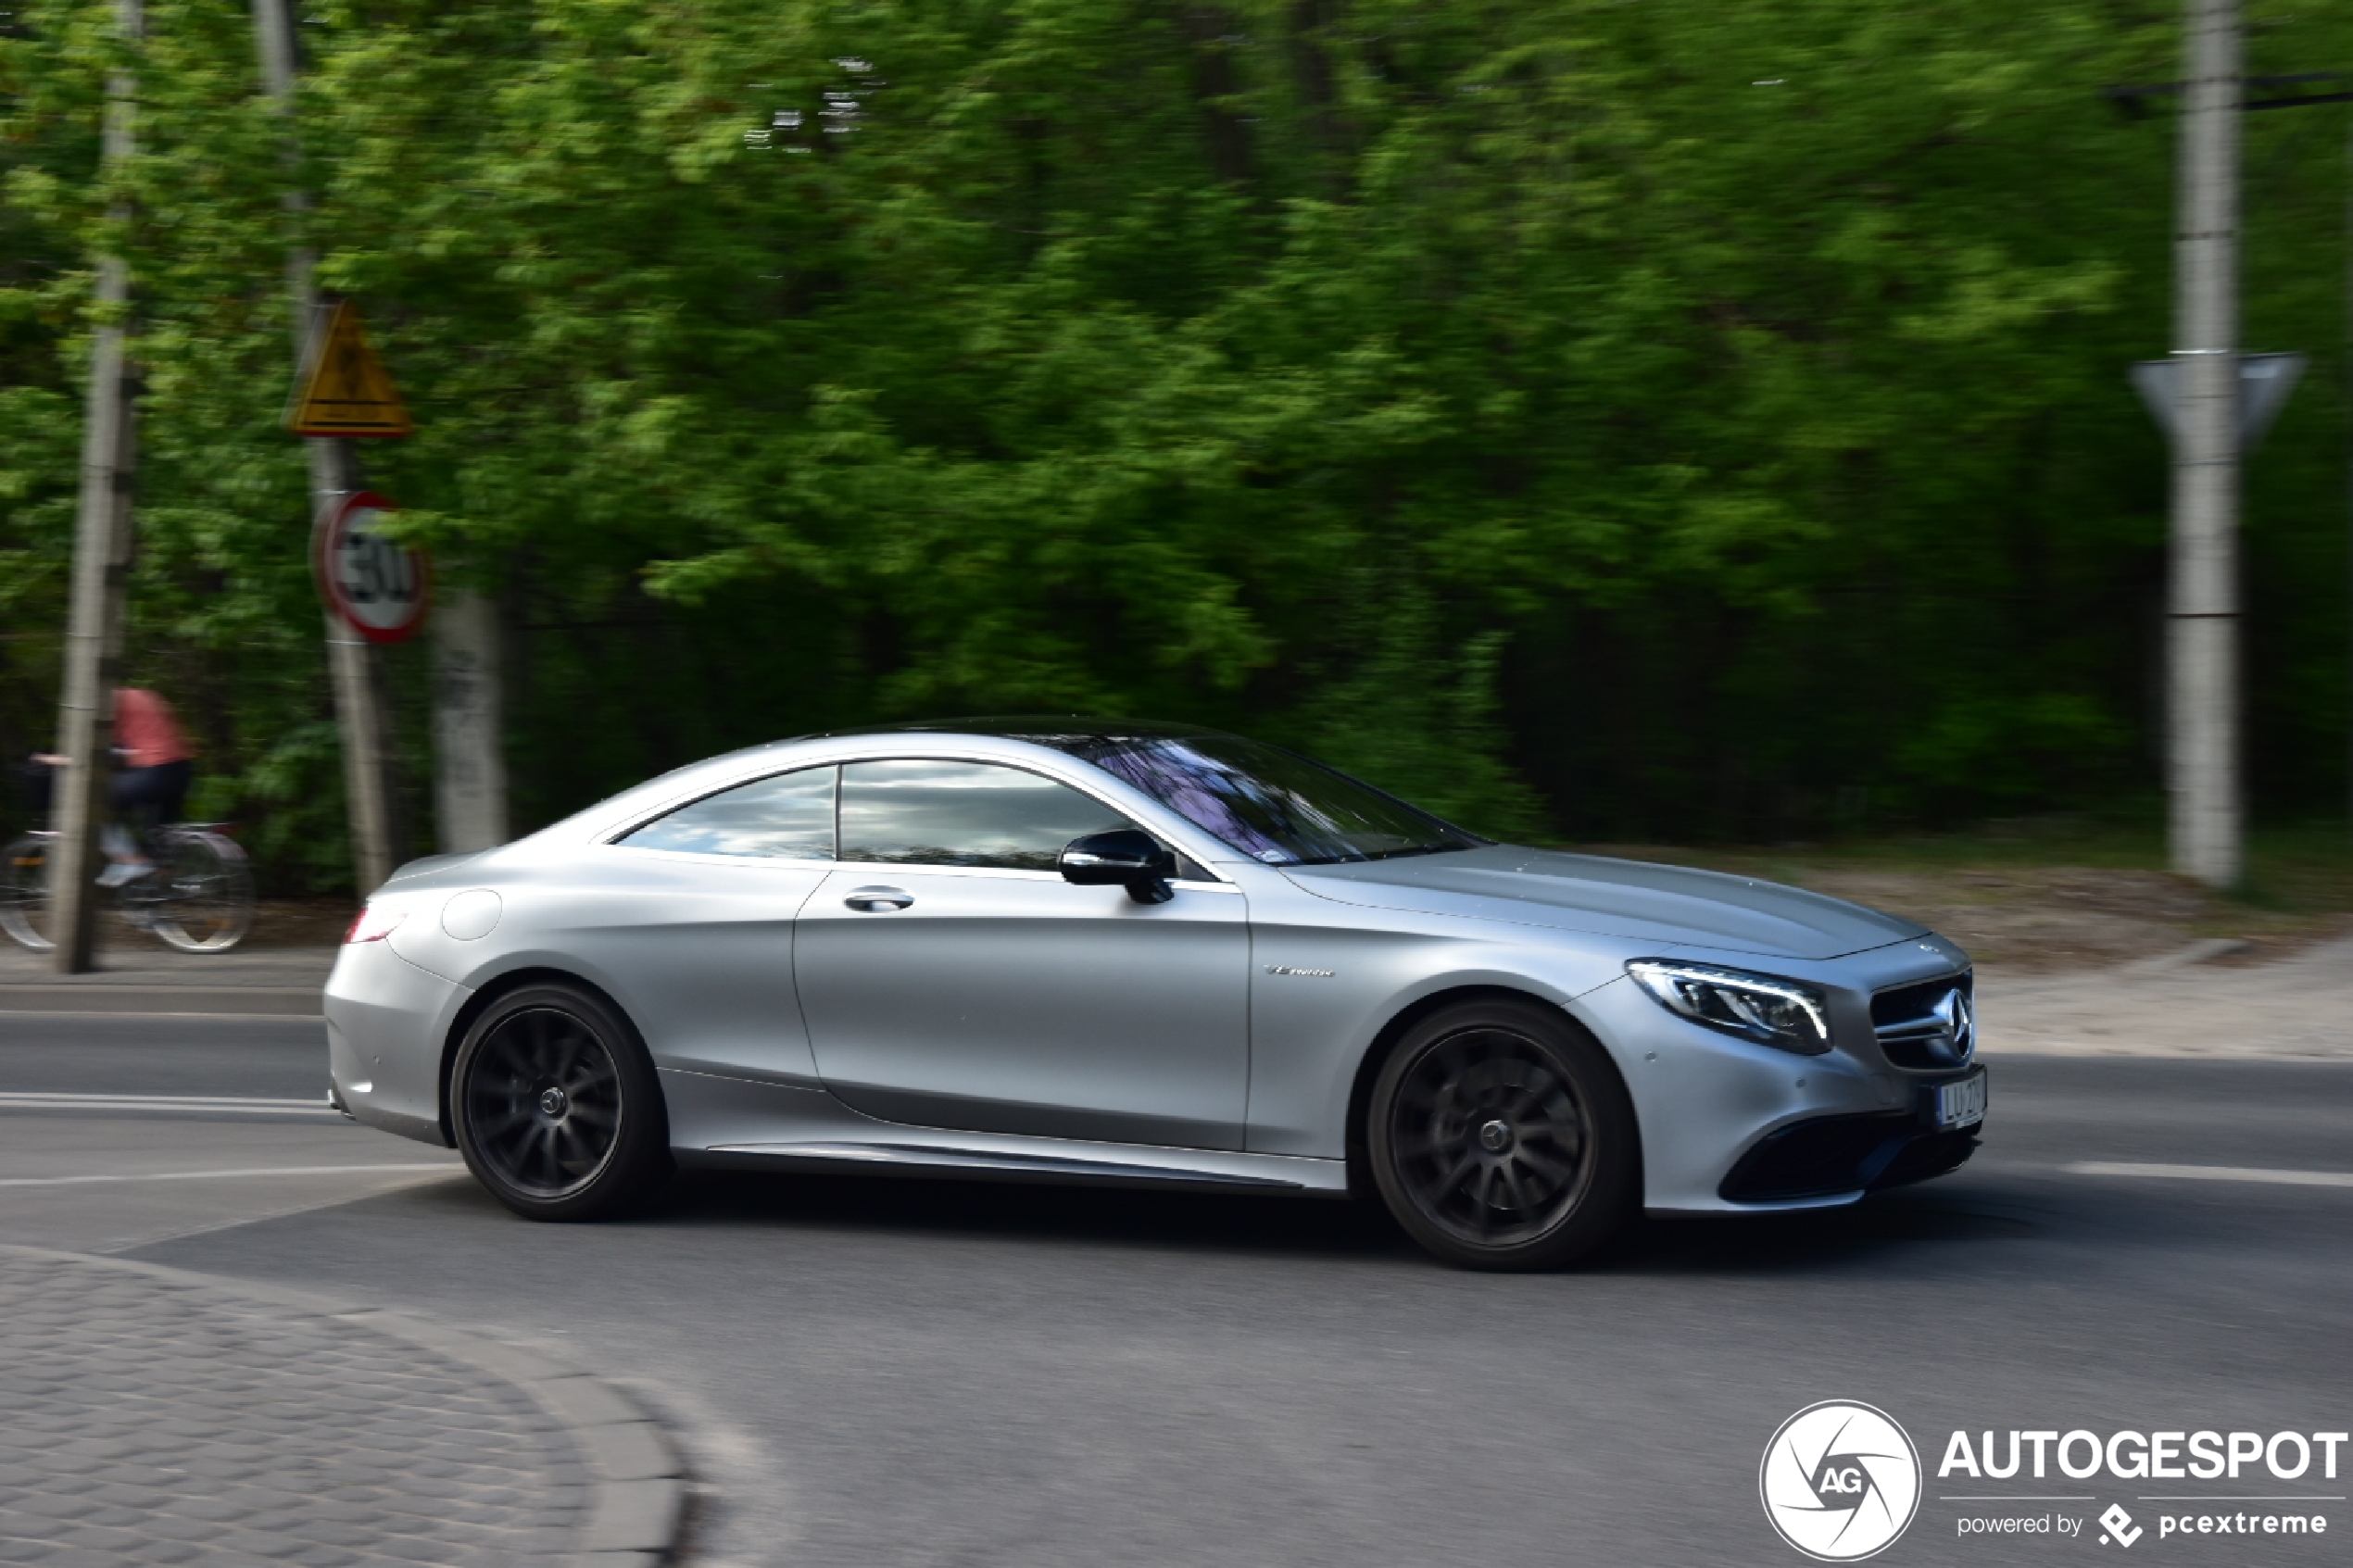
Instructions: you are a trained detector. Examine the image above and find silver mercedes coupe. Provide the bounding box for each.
[325,719,1986,1270]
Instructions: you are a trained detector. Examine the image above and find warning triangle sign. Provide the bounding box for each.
[287,301,415,437]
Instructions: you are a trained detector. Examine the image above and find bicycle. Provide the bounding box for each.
[0,823,255,954]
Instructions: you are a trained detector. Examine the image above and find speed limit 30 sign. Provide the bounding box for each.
[313,491,431,644]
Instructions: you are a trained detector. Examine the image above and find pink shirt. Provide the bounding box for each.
[114,688,194,769]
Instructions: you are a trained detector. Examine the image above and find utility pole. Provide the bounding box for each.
[248,0,401,894]
[2111,69,2352,846]
[432,590,509,852]
[2169,0,2244,888]
[48,0,145,973]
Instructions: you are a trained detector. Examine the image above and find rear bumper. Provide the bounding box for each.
[323,938,471,1148]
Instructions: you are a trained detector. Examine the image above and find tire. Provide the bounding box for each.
[1366,998,1639,1271]
[145,831,254,952]
[0,834,57,952]
[450,983,673,1222]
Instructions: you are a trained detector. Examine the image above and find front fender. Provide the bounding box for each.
[1240,876,1637,1159]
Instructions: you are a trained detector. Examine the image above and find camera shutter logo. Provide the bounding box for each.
[1759,1400,1922,1561]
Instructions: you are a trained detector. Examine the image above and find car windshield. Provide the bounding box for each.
[1013,729,1483,866]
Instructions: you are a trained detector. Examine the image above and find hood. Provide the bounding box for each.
[1282,846,1925,961]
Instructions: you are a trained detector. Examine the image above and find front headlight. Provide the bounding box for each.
[1625,960,1831,1055]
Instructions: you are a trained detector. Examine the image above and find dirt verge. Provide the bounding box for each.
[1575,845,2353,977]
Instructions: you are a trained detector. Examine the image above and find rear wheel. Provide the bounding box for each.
[0,834,57,952]
[144,831,254,952]
[451,984,672,1221]
[1367,998,1639,1271]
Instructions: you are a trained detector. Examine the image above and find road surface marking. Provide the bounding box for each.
[2067,1160,2353,1188]
[0,1092,336,1115]
[0,1163,455,1188]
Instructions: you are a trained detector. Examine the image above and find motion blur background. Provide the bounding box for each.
[3,0,2351,890]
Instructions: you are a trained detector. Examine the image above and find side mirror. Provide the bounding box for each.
[1059,828,1177,905]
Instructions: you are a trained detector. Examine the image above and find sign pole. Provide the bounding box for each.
[309,487,431,887]
[49,0,145,973]
[251,0,404,894]
[257,0,491,872]
[323,609,400,893]
[313,439,401,895]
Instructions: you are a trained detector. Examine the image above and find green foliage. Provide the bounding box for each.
[3,0,2350,885]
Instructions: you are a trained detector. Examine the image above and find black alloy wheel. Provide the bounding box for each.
[1367,998,1638,1271]
[451,983,672,1221]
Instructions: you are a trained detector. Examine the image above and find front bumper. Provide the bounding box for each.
[1717,1108,1981,1203]
[1578,968,1985,1214]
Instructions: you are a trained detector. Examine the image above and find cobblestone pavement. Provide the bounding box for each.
[0,1250,587,1567]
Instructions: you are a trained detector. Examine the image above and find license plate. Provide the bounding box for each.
[1929,1070,1987,1130]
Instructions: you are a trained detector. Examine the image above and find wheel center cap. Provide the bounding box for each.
[538,1086,569,1118]
[1477,1118,1513,1153]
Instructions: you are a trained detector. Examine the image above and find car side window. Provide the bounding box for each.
[838,759,1135,872]
[617,765,836,859]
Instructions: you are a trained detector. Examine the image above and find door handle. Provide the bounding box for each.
[843,885,913,912]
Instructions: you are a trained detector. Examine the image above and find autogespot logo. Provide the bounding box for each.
[1761,1400,1924,1562]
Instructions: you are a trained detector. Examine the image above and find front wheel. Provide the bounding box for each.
[0,835,57,952]
[451,983,673,1222]
[1366,998,1640,1271]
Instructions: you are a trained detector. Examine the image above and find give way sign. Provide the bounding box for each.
[313,491,431,644]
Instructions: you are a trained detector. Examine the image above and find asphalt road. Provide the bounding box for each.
[0,1011,332,1098]
[2,1011,2348,1568]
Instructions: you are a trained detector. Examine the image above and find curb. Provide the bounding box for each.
[0,1243,687,1567]
[0,985,322,1017]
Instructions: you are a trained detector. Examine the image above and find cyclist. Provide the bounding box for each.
[24,687,197,885]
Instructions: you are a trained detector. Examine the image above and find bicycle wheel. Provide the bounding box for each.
[145,830,254,952]
[0,834,57,952]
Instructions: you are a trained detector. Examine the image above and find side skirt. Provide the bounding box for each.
[660,1067,1349,1197]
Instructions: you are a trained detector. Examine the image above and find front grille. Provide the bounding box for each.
[1871,972,1974,1070]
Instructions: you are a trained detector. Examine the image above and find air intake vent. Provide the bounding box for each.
[1871,972,1974,1070]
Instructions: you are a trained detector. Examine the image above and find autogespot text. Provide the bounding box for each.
[1938,1428,2348,1481]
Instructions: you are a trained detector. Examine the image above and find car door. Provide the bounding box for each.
[566,764,837,1085]
[795,757,1252,1149]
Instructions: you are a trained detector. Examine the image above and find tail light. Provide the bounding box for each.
[344,905,406,944]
